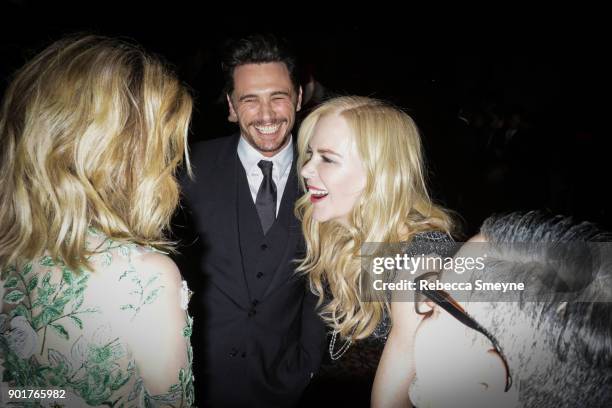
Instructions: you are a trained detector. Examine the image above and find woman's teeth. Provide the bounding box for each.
[310,189,328,197]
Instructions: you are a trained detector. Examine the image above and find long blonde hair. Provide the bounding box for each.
[0,35,192,274]
[296,96,452,339]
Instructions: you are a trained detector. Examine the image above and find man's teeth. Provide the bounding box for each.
[310,189,328,196]
[255,124,281,134]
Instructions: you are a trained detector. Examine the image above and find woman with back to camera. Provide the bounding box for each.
[296,96,454,407]
[0,35,194,406]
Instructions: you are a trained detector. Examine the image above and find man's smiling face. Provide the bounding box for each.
[227,62,301,157]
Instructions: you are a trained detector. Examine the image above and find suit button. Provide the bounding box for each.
[260,244,268,250]
[248,308,256,317]
[252,299,259,306]
[256,272,264,279]
[229,348,238,357]
[241,352,247,358]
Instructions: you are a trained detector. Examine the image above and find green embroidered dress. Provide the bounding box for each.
[0,230,194,407]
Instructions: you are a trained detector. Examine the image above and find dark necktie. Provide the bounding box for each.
[256,160,277,234]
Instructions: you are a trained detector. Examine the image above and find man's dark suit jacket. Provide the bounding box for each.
[177,135,326,407]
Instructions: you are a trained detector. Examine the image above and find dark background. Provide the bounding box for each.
[1,2,609,234]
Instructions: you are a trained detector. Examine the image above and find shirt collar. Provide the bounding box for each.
[237,135,293,176]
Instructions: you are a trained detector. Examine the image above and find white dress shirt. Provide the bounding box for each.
[237,136,293,215]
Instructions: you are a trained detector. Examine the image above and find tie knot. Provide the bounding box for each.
[258,160,274,177]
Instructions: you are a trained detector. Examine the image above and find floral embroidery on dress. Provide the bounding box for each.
[0,230,194,407]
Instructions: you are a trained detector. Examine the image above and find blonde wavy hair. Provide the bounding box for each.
[296,96,453,340]
[0,35,192,275]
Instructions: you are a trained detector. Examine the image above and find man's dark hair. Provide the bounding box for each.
[470,211,612,407]
[221,34,299,96]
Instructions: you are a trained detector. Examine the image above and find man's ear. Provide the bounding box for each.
[227,94,238,123]
[296,86,303,112]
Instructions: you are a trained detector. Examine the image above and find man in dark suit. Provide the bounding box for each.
[179,34,326,407]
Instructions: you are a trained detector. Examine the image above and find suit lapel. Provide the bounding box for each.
[208,135,251,307]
